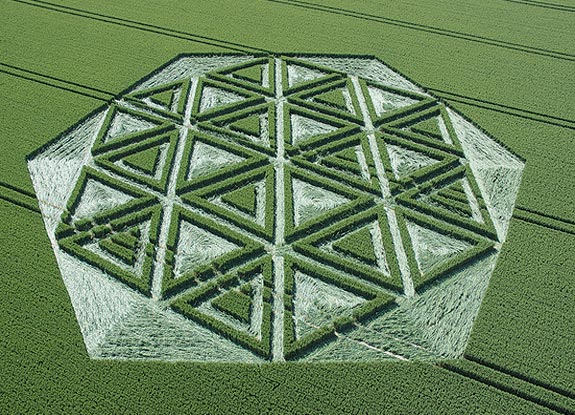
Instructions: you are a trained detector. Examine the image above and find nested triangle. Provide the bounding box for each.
[358,79,433,127]
[170,256,273,358]
[396,165,498,241]
[92,105,171,155]
[292,178,349,227]
[211,285,253,324]
[122,145,162,175]
[191,78,264,121]
[161,206,264,297]
[405,220,471,274]
[94,128,179,194]
[281,57,344,95]
[285,167,372,242]
[332,226,378,267]
[221,183,257,216]
[292,133,379,194]
[58,204,162,296]
[209,58,275,97]
[377,132,460,188]
[282,256,395,360]
[284,104,360,155]
[124,79,191,122]
[383,105,461,148]
[396,208,495,291]
[386,144,439,180]
[180,166,275,241]
[292,270,365,340]
[229,113,261,137]
[200,103,275,155]
[176,132,267,193]
[98,225,142,267]
[288,78,363,124]
[293,206,403,292]
[62,167,153,230]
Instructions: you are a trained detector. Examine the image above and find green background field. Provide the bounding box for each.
[1,0,574,413]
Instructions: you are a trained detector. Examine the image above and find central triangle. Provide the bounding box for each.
[97,225,143,267]
[148,89,175,108]
[409,116,443,140]
[313,88,347,111]
[233,64,263,85]
[221,183,257,216]
[332,226,377,266]
[229,113,261,137]
[122,144,162,176]
[292,178,349,227]
[211,286,253,324]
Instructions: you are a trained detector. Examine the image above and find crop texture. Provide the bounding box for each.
[28,54,524,362]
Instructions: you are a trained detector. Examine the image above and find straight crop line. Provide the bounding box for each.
[11,0,269,54]
[429,88,575,129]
[501,0,575,12]
[0,183,40,213]
[513,208,575,236]
[464,354,575,401]
[0,67,110,102]
[267,0,575,62]
[0,63,116,98]
[440,362,575,415]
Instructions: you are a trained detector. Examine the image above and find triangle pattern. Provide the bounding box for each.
[58,204,162,296]
[176,132,267,194]
[292,134,379,194]
[221,183,257,216]
[288,78,363,124]
[386,144,440,180]
[359,79,433,127]
[122,145,162,175]
[191,78,264,121]
[410,116,443,140]
[396,166,498,240]
[332,225,378,266]
[396,208,496,291]
[377,132,460,188]
[209,58,275,97]
[173,220,240,279]
[124,79,191,122]
[229,113,261,137]
[281,57,344,95]
[162,207,264,297]
[94,128,179,194]
[293,206,403,292]
[63,167,153,230]
[201,103,275,155]
[188,142,244,180]
[383,105,461,148]
[292,178,349,227]
[284,104,360,155]
[405,220,472,274]
[179,166,275,241]
[170,256,273,358]
[282,256,395,360]
[292,270,365,340]
[97,225,142,267]
[285,167,371,242]
[92,105,171,155]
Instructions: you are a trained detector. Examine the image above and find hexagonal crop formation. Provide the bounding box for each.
[28,54,524,362]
